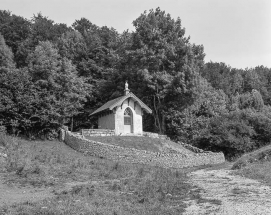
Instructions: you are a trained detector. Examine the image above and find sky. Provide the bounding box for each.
[1,0,271,69]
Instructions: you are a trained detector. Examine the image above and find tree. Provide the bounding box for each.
[0,33,15,69]
[14,13,70,68]
[57,30,87,62]
[124,8,205,134]
[202,111,256,160]
[166,78,228,141]
[0,10,31,59]
[237,89,264,111]
[31,13,69,44]
[72,18,98,35]
[200,62,237,95]
[0,67,40,136]
[27,41,90,132]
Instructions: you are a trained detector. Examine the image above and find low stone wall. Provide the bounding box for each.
[178,141,206,153]
[81,129,115,137]
[64,131,225,169]
[143,132,168,140]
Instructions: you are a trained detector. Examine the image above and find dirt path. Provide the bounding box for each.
[0,181,53,207]
[184,168,271,215]
[0,172,134,208]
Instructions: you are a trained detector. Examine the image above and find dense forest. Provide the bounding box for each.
[1,8,271,159]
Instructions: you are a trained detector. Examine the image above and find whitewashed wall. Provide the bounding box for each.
[114,99,143,135]
[97,98,143,134]
[98,113,115,130]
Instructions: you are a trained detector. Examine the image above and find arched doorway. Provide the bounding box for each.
[124,108,133,133]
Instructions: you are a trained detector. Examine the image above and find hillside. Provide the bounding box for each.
[0,134,213,214]
[232,144,271,186]
[85,136,195,155]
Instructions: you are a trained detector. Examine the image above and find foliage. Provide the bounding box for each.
[236,89,264,111]
[27,41,90,134]
[166,78,228,141]
[0,68,39,135]
[199,111,256,160]
[192,108,271,160]
[0,8,271,159]
[0,33,15,69]
[122,8,205,134]
[0,10,31,63]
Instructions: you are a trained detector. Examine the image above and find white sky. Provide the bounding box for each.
[1,0,271,69]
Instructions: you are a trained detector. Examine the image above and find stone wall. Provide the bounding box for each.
[81,129,115,137]
[143,132,168,140]
[64,131,225,168]
[178,141,207,153]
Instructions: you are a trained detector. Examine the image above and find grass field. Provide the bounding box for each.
[0,134,212,215]
[232,144,271,186]
[85,135,195,155]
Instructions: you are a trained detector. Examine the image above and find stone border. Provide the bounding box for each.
[178,141,208,153]
[143,131,168,140]
[81,129,115,137]
[63,130,225,168]
[81,129,170,140]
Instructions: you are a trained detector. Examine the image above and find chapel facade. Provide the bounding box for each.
[90,82,152,135]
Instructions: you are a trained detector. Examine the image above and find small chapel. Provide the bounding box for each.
[90,82,152,135]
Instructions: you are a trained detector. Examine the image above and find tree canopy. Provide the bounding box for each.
[0,8,271,159]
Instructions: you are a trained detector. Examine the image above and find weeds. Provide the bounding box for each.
[232,144,271,186]
[0,135,214,214]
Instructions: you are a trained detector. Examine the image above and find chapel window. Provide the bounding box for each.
[124,108,131,125]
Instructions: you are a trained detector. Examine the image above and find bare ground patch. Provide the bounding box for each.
[184,167,271,215]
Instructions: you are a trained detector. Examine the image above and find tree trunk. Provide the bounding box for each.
[71,116,73,132]
[153,95,164,134]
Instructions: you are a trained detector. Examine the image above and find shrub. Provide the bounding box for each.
[0,125,6,134]
[194,111,256,160]
[244,108,271,147]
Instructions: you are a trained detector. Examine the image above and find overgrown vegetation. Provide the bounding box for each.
[0,133,215,214]
[1,8,271,160]
[232,145,271,186]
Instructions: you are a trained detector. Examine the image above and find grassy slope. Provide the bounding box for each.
[232,144,271,186]
[0,135,213,215]
[85,136,195,155]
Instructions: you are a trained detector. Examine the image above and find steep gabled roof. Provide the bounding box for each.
[90,92,152,116]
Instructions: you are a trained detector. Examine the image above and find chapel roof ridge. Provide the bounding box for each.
[90,91,152,116]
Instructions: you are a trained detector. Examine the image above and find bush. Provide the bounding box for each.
[244,108,271,147]
[194,111,256,160]
[0,125,6,134]
[191,107,271,160]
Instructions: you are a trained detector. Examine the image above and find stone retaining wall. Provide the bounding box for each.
[178,141,207,153]
[81,129,115,137]
[143,132,168,140]
[64,131,225,169]
[81,129,169,140]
